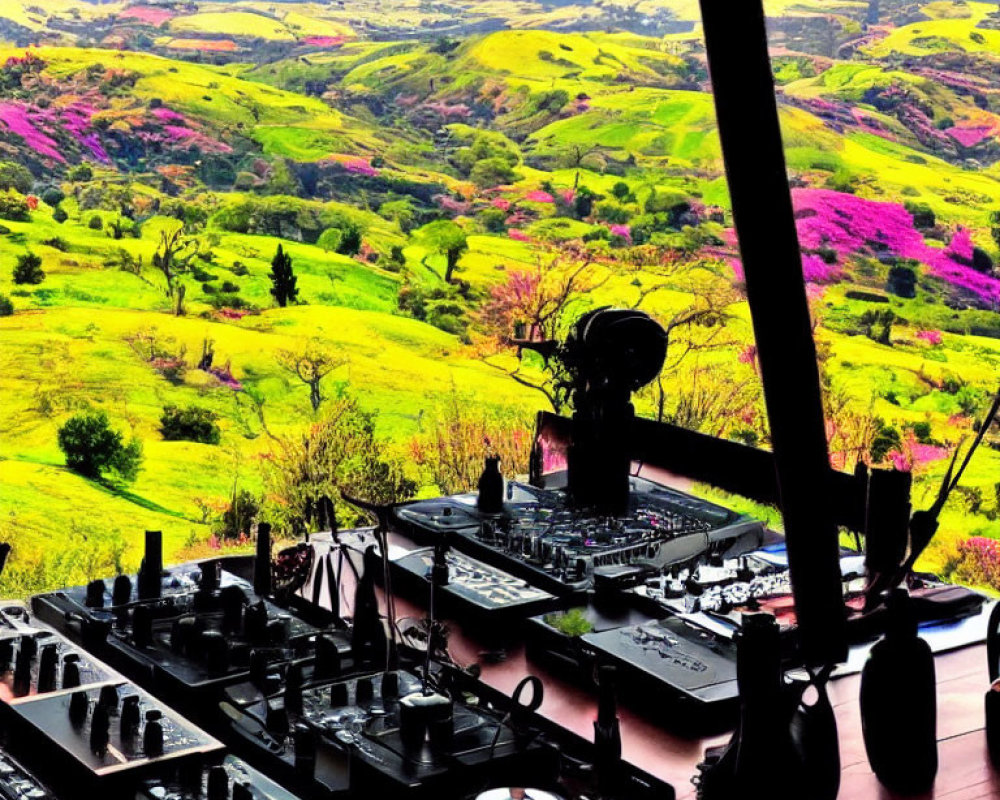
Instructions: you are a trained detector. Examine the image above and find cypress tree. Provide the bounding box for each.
[269,244,298,307]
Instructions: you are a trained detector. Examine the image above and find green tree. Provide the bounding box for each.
[0,162,33,194]
[160,405,221,445]
[0,294,13,316]
[469,156,520,188]
[12,252,44,285]
[418,220,468,283]
[379,198,416,233]
[317,228,343,253]
[269,244,298,307]
[57,410,143,483]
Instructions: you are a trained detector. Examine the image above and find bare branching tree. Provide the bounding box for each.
[152,224,197,316]
[277,342,347,414]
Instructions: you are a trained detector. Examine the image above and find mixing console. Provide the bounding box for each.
[32,559,351,710]
[394,478,764,597]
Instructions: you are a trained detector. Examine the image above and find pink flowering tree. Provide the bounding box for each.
[474,257,606,410]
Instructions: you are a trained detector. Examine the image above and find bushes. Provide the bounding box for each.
[160,405,221,445]
[88,214,103,230]
[57,410,143,482]
[0,294,12,316]
[0,162,33,194]
[12,252,44,285]
[0,191,30,221]
[52,206,68,224]
[40,186,64,207]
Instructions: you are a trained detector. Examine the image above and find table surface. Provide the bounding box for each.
[316,528,1000,800]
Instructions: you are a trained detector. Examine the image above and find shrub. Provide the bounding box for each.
[42,237,68,252]
[191,265,218,282]
[0,162,33,194]
[220,280,240,294]
[57,410,143,482]
[160,404,221,445]
[0,191,30,221]
[228,261,249,276]
[40,186,64,207]
[12,252,44,285]
[478,207,508,233]
[215,490,260,540]
[870,420,902,463]
[52,206,68,224]
[0,294,12,316]
[317,227,342,253]
[67,164,93,182]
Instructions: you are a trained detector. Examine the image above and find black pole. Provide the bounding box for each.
[698,0,847,665]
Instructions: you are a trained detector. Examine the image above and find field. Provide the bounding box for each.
[0,0,999,596]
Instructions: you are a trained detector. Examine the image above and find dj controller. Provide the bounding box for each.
[385,479,988,729]
[0,526,675,800]
[393,478,765,600]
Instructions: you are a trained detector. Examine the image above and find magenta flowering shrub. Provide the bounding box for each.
[208,363,243,391]
[341,157,379,177]
[302,36,347,48]
[524,190,554,203]
[433,194,470,215]
[118,5,176,25]
[946,125,994,148]
[421,101,471,119]
[508,229,530,242]
[151,107,186,124]
[491,198,511,211]
[916,329,943,345]
[952,537,1000,589]
[608,223,631,243]
[162,125,233,154]
[887,432,950,472]
[0,102,64,162]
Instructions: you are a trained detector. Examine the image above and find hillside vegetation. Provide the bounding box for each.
[0,0,999,595]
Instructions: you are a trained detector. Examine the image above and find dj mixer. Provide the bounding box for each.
[31,541,352,718]
[0,525,676,800]
[394,478,765,599]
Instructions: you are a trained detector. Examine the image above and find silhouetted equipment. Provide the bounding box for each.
[563,307,667,515]
[137,531,163,602]
[986,603,1000,768]
[860,589,938,794]
[477,455,504,515]
[254,522,272,597]
[699,0,846,668]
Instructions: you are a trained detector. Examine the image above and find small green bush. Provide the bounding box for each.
[160,404,221,445]
[12,252,44,285]
[0,294,13,316]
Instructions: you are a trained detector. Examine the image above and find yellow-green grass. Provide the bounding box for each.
[0,0,122,32]
[168,11,295,41]
[0,46,384,153]
[0,206,404,317]
[865,1,1000,56]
